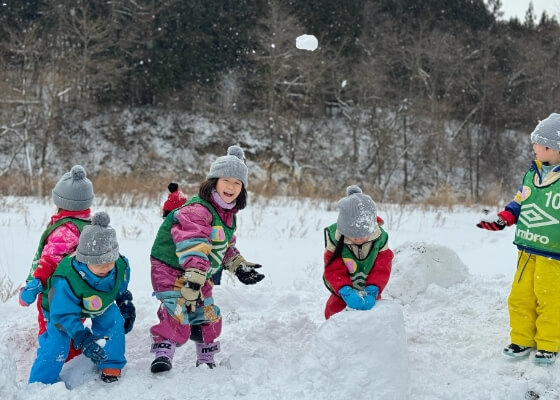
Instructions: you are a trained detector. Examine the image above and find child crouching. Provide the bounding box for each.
[28,212,135,384]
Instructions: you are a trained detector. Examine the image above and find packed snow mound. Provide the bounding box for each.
[295,300,408,400]
[385,241,469,304]
[0,344,17,397]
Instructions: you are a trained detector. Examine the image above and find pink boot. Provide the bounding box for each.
[196,341,220,369]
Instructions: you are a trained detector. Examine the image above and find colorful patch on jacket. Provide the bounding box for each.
[343,257,358,274]
[83,295,103,311]
[521,185,531,201]
[211,226,226,242]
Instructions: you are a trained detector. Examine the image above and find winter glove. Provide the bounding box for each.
[339,286,369,310]
[180,268,207,309]
[19,278,43,307]
[116,290,136,334]
[362,285,379,310]
[73,328,107,364]
[226,255,265,285]
[477,210,515,231]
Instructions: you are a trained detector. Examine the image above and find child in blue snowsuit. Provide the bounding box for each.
[28,212,135,384]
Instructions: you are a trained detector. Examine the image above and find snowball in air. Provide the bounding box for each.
[296,34,318,51]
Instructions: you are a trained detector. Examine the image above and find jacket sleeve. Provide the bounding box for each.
[116,255,131,297]
[364,248,394,296]
[33,223,81,285]
[171,204,213,273]
[48,277,85,338]
[323,250,353,294]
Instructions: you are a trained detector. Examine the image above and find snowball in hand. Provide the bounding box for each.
[296,34,318,51]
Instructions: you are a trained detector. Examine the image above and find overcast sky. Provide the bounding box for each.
[498,0,560,20]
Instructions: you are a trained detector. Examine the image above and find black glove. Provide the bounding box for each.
[73,328,107,364]
[235,264,265,285]
[116,290,136,334]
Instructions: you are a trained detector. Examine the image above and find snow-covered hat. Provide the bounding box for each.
[52,165,94,211]
[207,145,248,187]
[531,113,560,150]
[76,212,119,265]
[337,185,377,238]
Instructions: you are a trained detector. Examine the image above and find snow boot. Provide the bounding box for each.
[503,343,534,358]
[196,341,220,369]
[150,340,176,373]
[534,350,557,365]
[101,368,121,383]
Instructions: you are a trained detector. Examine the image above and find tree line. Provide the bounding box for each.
[0,0,557,202]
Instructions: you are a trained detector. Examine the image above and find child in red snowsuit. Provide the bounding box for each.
[323,185,394,319]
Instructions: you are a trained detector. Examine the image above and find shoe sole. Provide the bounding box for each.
[151,358,172,373]
[534,357,556,365]
[503,349,534,358]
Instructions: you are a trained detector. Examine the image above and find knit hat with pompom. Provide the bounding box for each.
[76,212,119,265]
[162,182,188,215]
[52,165,94,211]
[207,145,248,187]
[336,185,377,238]
[531,113,560,150]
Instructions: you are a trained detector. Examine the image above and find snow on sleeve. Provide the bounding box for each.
[384,241,469,305]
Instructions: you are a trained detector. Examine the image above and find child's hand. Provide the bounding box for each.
[180,268,206,309]
[116,290,136,334]
[18,278,43,307]
[73,328,107,364]
[476,210,515,231]
[235,264,265,285]
[339,286,369,310]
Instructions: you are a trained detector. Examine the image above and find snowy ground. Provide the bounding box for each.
[0,195,558,399]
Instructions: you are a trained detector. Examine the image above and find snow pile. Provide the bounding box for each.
[0,345,17,398]
[296,301,408,399]
[385,241,469,304]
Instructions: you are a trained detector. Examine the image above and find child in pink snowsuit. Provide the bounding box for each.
[149,145,265,373]
[19,165,94,361]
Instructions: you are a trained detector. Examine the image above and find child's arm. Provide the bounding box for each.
[33,223,81,285]
[115,256,135,334]
[364,247,394,296]
[171,205,213,273]
[323,250,353,294]
[47,277,86,338]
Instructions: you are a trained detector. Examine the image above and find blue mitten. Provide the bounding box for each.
[339,286,366,310]
[116,290,136,334]
[19,278,43,307]
[73,329,107,364]
[362,285,379,310]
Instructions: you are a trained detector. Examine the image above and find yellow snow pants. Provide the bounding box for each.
[508,251,560,352]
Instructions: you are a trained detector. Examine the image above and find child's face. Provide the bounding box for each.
[87,262,115,277]
[215,178,242,203]
[533,143,560,165]
[347,236,370,245]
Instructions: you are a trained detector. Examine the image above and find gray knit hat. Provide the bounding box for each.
[207,145,248,187]
[52,165,94,211]
[76,212,119,265]
[531,113,560,150]
[337,185,377,238]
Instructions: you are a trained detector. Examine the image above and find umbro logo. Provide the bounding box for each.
[518,203,559,228]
